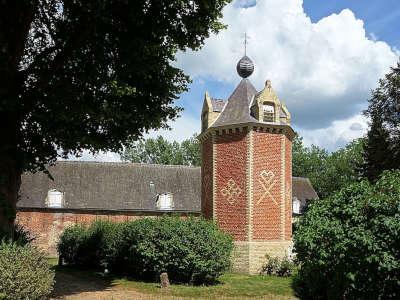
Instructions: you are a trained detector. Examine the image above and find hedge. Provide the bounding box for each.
[58,217,233,284]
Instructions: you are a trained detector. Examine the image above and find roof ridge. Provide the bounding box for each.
[55,160,201,169]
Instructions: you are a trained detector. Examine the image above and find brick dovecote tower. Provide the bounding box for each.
[199,55,295,274]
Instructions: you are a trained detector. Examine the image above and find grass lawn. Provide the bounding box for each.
[115,273,295,299]
[48,258,295,299]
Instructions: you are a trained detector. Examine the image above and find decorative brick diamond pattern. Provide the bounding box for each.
[221,179,242,205]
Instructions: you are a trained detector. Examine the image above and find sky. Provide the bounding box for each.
[73,0,400,162]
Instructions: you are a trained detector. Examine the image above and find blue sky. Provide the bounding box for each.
[171,0,398,147]
[78,0,400,161]
[304,0,400,50]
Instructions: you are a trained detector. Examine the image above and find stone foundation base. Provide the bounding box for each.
[231,240,293,274]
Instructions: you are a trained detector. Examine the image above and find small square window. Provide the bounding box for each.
[263,104,274,122]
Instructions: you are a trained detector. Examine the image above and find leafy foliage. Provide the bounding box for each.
[121,134,201,166]
[362,61,400,181]
[293,170,400,299]
[0,242,54,300]
[0,224,34,246]
[0,0,229,228]
[262,255,296,277]
[58,217,233,284]
[361,114,394,182]
[292,136,364,199]
[1,0,228,172]
[58,220,120,269]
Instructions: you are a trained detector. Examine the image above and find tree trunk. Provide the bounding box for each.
[0,2,35,235]
[0,156,21,235]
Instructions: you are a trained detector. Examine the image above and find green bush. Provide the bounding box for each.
[58,220,119,268]
[58,217,233,284]
[294,170,400,299]
[116,217,233,283]
[262,255,296,277]
[0,241,54,300]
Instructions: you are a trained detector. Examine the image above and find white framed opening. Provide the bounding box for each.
[263,103,275,122]
[46,189,64,208]
[156,193,174,210]
[292,197,300,214]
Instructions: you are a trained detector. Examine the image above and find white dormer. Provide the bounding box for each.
[250,80,291,124]
[46,189,64,208]
[156,193,174,210]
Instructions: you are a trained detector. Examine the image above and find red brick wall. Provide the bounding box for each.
[215,129,248,241]
[252,130,283,240]
[201,136,213,219]
[285,136,292,240]
[16,210,198,256]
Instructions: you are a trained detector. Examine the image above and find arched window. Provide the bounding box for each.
[263,103,275,122]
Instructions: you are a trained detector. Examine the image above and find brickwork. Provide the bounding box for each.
[201,136,213,219]
[16,210,199,257]
[215,129,248,241]
[285,136,292,240]
[252,129,283,240]
[202,126,293,274]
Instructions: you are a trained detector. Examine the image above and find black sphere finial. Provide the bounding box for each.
[236,55,254,78]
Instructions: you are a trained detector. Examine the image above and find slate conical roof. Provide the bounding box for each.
[211,78,258,127]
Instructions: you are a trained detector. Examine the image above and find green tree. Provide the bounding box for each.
[292,136,364,199]
[361,114,393,182]
[121,134,201,166]
[294,170,400,299]
[362,62,400,181]
[322,138,364,196]
[181,134,201,166]
[292,136,329,198]
[0,1,229,230]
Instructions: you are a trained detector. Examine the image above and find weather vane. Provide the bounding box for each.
[244,32,248,56]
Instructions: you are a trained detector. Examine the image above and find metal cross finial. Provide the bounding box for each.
[244,32,247,56]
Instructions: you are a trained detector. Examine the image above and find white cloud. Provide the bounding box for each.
[145,114,200,142]
[63,0,398,162]
[61,114,199,162]
[61,150,122,162]
[176,0,398,132]
[298,113,368,151]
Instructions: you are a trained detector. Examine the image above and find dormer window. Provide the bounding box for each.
[46,189,64,208]
[263,103,275,122]
[156,193,174,210]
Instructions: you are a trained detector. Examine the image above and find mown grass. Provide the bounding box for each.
[49,258,295,299]
[114,273,294,299]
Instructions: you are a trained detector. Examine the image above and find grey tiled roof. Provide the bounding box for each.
[18,162,318,212]
[18,161,201,211]
[211,79,258,127]
[211,98,226,112]
[292,177,318,201]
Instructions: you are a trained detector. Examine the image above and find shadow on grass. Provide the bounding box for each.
[50,265,117,298]
[49,261,294,299]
